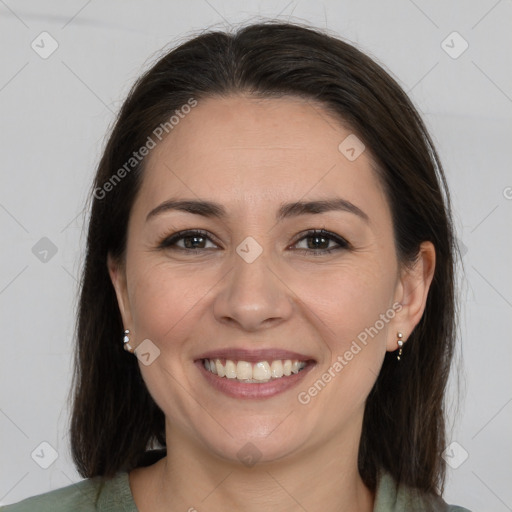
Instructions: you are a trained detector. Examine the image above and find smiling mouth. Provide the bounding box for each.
[202,358,311,383]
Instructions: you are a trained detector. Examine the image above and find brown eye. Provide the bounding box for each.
[159,230,218,251]
[306,234,331,250]
[182,234,208,249]
[293,229,348,254]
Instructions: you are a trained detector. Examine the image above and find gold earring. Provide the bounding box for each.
[123,329,134,353]
[397,332,404,361]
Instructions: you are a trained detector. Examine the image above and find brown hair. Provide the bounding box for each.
[70,21,457,495]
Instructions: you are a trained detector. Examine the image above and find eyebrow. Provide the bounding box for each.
[146,198,369,223]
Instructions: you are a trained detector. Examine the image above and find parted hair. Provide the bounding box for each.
[70,21,457,495]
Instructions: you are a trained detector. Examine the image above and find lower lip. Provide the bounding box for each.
[195,360,315,399]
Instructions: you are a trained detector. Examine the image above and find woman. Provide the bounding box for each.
[2,22,471,512]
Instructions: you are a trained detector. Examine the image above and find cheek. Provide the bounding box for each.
[293,267,395,416]
[290,258,397,400]
[293,259,396,340]
[126,259,214,350]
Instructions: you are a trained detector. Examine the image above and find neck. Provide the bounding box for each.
[131,421,374,512]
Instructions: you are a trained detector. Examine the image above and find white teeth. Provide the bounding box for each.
[236,361,252,380]
[203,358,307,382]
[224,360,237,379]
[215,359,225,377]
[291,361,302,374]
[270,360,284,378]
[253,361,271,381]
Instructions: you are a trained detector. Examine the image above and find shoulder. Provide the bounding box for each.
[374,471,472,512]
[0,472,137,512]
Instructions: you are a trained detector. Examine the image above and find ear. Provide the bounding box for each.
[387,241,436,351]
[107,252,133,329]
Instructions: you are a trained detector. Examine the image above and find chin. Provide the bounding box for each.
[196,417,310,467]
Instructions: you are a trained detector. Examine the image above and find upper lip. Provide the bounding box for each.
[195,348,315,363]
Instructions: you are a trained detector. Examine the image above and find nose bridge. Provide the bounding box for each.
[213,238,292,331]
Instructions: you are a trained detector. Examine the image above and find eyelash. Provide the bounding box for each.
[157,229,349,255]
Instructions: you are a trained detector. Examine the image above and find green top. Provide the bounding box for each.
[1,470,471,512]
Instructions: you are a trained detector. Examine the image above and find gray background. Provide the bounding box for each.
[1,1,511,510]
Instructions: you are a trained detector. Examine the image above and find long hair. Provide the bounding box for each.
[70,21,456,495]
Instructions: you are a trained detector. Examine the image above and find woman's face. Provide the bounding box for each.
[110,95,431,464]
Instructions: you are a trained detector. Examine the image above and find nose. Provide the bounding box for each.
[213,249,293,332]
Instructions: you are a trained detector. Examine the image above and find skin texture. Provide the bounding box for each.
[108,95,435,512]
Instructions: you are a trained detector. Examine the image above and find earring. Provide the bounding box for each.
[396,332,404,361]
[123,329,134,353]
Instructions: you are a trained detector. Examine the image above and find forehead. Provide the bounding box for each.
[136,94,389,221]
